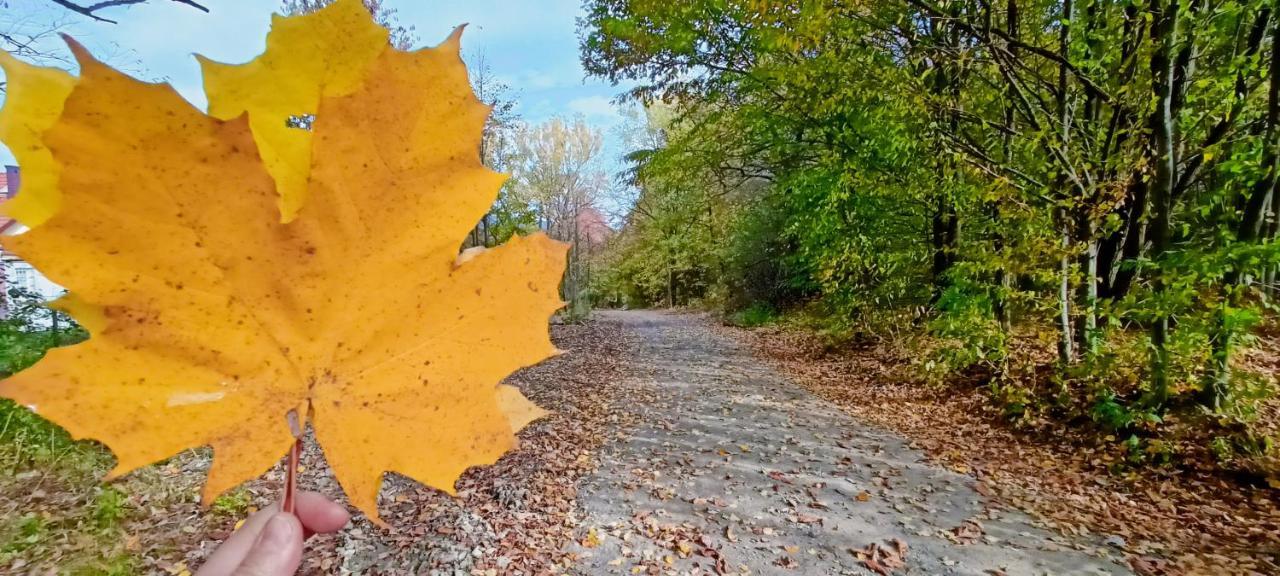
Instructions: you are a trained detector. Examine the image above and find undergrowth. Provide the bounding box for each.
[738,304,1280,483]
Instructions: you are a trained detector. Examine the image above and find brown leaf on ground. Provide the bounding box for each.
[1129,555,1181,576]
[950,519,985,545]
[728,322,1280,574]
[852,538,909,575]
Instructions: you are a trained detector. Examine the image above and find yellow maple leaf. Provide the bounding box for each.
[198,0,389,222]
[0,1,565,523]
[0,51,73,227]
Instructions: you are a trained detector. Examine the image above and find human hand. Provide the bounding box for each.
[195,491,350,576]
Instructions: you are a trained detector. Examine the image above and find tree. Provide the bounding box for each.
[464,50,526,248]
[583,0,1280,428]
[508,117,608,313]
[1,6,75,72]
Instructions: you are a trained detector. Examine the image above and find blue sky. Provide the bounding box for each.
[0,0,631,165]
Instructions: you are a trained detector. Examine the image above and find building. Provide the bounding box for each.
[1,165,64,320]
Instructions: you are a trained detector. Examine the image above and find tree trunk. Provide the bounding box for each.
[1268,183,1280,301]
[991,202,1011,332]
[1104,176,1149,300]
[1054,0,1076,366]
[992,0,1019,334]
[1076,214,1098,357]
[667,260,675,308]
[1057,207,1074,366]
[930,192,958,303]
[1203,19,1280,406]
[1148,0,1180,408]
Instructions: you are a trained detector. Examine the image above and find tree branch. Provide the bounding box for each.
[48,0,208,24]
[906,0,1116,104]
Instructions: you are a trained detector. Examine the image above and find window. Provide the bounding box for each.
[13,266,34,291]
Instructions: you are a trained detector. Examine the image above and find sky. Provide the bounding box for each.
[0,0,634,166]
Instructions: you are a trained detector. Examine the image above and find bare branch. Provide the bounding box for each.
[47,0,208,24]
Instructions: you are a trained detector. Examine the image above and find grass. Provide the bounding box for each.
[726,303,777,327]
[0,399,114,488]
[71,554,138,576]
[212,487,254,517]
[0,513,47,557]
[92,487,130,530]
[1,321,141,574]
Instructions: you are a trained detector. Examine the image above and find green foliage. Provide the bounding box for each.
[211,487,254,518]
[484,186,541,245]
[91,487,130,530]
[1089,390,1160,433]
[0,288,86,377]
[727,303,777,328]
[583,0,1280,467]
[0,513,46,557]
[925,280,1008,380]
[591,106,731,308]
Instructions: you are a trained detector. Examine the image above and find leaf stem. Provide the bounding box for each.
[282,410,302,514]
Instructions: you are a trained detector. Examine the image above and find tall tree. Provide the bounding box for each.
[509,117,609,312]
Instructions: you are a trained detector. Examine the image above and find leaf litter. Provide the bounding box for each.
[0,317,635,574]
[730,321,1280,575]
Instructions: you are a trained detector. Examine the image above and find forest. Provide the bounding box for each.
[2,0,1279,573]
[582,0,1280,481]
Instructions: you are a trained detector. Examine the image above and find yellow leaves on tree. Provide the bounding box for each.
[0,0,566,522]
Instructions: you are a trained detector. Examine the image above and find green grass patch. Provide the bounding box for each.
[0,398,113,481]
[91,487,130,530]
[727,303,777,327]
[0,513,48,557]
[212,487,254,517]
[68,553,138,576]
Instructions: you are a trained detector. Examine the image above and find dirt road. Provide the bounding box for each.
[570,310,1129,575]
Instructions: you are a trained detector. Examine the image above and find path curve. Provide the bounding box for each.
[571,310,1129,575]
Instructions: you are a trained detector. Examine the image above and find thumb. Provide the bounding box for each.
[231,513,304,576]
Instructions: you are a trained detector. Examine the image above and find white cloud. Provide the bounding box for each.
[492,69,562,92]
[567,95,621,123]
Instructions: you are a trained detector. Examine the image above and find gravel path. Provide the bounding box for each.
[570,310,1130,576]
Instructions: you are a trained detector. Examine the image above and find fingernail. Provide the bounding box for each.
[259,513,298,548]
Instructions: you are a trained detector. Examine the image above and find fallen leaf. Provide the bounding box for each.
[950,519,984,545]
[852,539,908,575]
